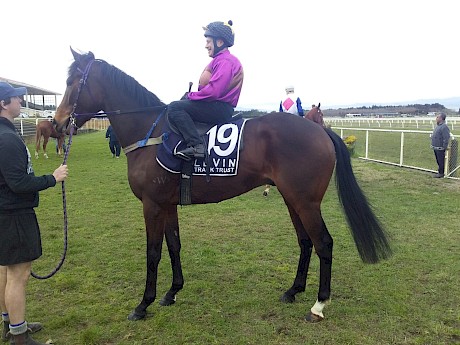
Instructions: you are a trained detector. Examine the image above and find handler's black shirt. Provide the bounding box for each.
[0,117,56,211]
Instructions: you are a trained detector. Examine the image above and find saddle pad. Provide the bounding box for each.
[157,118,248,176]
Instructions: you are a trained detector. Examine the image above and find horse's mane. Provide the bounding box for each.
[68,54,165,108]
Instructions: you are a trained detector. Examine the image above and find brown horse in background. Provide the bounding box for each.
[35,120,65,159]
[305,103,325,127]
[54,49,392,323]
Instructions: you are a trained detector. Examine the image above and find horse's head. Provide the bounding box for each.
[54,47,104,133]
[304,103,325,126]
[54,47,165,135]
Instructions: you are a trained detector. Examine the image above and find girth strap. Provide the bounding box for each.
[123,135,164,154]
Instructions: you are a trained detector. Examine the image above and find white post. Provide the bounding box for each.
[365,130,369,158]
[400,132,404,166]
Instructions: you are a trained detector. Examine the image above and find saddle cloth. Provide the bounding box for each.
[157,118,248,176]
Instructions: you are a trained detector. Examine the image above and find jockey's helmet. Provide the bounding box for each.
[203,20,235,47]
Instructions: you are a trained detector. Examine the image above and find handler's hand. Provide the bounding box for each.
[53,164,68,183]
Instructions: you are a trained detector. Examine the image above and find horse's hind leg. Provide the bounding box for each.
[35,136,40,159]
[282,201,333,322]
[280,202,314,303]
[263,185,271,197]
[302,214,333,323]
[159,206,184,306]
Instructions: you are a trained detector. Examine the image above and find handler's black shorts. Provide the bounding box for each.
[0,209,42,266]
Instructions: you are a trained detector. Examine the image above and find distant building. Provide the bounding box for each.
[0,76,61,117]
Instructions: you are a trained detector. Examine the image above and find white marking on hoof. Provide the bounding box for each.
[310,299,327,319]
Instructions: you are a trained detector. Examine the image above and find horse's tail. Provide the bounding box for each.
[324,127,392,263]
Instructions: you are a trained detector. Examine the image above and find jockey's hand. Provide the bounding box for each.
[180,92,189,101]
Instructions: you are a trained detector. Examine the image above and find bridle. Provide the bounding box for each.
[68,58,166,125]
[68,58,167,154]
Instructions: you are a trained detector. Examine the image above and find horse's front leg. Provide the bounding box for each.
[128,202,166,321]
[159,205,184,306]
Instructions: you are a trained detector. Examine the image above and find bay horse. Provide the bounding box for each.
[54,49,392,323]
[35,119,65,159]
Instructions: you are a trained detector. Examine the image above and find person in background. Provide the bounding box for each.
[168,20,244,159]
[0,82,68,345]
[279,85,303,116]
[430,112,450,178]
[105,125,121,158]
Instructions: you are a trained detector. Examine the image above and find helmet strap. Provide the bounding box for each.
[212,38,227,57]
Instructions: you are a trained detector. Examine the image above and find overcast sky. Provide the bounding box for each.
[1,0,458,111]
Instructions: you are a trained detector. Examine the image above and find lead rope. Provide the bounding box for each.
[31,124,76,279]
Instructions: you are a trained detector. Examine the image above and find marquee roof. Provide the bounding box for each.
[0,76,61,96]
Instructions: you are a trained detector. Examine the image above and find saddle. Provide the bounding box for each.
[159,111,246,206]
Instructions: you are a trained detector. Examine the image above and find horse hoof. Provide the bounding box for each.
[159,294,176,306]
[305,311,324,323]
[127,310,146,321]
[263,191,268,197]
[280,293,295,303]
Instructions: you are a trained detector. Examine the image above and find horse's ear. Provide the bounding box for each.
[70,46,81,61]
[318,103,321,109]
[88,51,95,60]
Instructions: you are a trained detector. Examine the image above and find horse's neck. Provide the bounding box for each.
[101,83,164,147]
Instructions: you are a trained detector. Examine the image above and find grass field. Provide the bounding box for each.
[26,131,459,345]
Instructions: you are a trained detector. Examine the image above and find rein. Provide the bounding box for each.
[31,124,76,279]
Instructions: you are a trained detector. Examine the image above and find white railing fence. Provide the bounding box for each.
[328,116,459,131]
[332,127,459,179]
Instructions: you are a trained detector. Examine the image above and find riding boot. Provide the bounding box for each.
[9,331,45,345]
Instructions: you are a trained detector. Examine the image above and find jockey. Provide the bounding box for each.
[168,20,244,159]
[279,85,303,116]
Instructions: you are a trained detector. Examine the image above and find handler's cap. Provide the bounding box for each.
[0,82,27,101]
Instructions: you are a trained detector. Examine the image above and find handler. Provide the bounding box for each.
[0,82,68,345]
